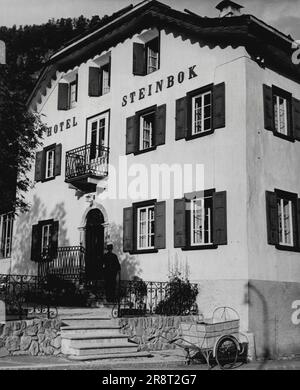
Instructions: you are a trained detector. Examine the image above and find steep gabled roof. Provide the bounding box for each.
[28,0,300,110]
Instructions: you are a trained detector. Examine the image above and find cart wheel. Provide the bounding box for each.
[215,336,239,369]
[111,305,119,319]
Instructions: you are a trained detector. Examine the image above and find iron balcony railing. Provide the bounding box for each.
[38,246,86,280]
[65,143,109,182]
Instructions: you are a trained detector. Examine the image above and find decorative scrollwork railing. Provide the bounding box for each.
[116,279,199,317]
[0,274,57,320]
[65,143,109,181]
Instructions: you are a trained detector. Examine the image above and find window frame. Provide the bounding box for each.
[0,212,14,259]
[274,189,298,252]
[43,144,56,182]
[145,36,160,75]
[186,84,214,141]
[134,105,157,155]
[69,78,78,109]
[132,199,158,254]
[272,86,293,142]
[45,148,55,180]
[100,61,111,96]
[182,189,218,251]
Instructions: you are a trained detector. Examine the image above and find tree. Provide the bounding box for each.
[0,64,45,213]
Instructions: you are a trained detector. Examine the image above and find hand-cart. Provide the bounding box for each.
[155,306,248,370]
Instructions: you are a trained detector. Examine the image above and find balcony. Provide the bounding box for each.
[65,143,109,192]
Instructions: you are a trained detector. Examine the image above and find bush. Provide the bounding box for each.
[155,272,198,316]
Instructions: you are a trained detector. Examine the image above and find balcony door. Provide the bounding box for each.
[87,112,109,163]
[85,209,105,281]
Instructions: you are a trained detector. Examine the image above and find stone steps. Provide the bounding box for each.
[67,351,153,361]
[59,307,140,361]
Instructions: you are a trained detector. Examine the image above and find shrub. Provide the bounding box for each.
[155,271,198,316]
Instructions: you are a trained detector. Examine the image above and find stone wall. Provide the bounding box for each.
[119,315,199,351]
[0,319,62,357]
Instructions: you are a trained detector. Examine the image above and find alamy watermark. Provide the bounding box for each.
[96,157,205,202]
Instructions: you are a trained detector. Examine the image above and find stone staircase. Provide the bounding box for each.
[58,307,152,361]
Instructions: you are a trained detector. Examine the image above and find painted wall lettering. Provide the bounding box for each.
[46,116,78,137]
[121,64,198,107]
[291,300,300,325]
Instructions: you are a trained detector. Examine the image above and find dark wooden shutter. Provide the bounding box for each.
[54,144,62,177]
[57,83,69,110]
[175,97,187,140]
[174,198,186,248]
[263,84,274,131]
[133,42,146,76]
[155,104,166,146]
[88,67,101,97]
[31,224,41,262]
[34,151,44,182]
[155,201,166,249]
[297,199,300,248]
[108,56,111,88]
[266,191,279,245]
[123,207,133,252]
[212,82,226,130]
[126,115,138,155]
[213,191,227,245]
[50,221,59,259]
[292,98,300,141]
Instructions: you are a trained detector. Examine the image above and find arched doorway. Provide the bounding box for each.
[85,209,105,281]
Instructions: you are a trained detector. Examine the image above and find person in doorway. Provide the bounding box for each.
[103,243,121,303]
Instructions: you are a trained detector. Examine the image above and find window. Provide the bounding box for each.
[146,37,159,74]
[126,105,166,155]
[45,149,55,179]
[176,83,225,141]
[140,111,155,150]
[31,220,59,262]
[57,74,78,110]
[192,91,212,135]
[41,223,52,255]
[35,143,62,183]
[266,190,300,251]
[174,190,227,250]
[133,34,160,76]
[137,205,155,250]
[69,80,78,108]
[0,212,14,258]
[190,196,213,246]
[101,63,110,95]
[123,201,166,254]
[88,57,111,97]
[262,84,300,141]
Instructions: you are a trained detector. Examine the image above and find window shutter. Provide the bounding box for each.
[174,198,186,248]
[263,84,274,131]
[126,115,138,155]
[133,42,146,76]
[297,199,300,248]
[123,207,133,252]
[31,224,41,262]
[155,104,166,146]
[266,191,279,245]
[213,191,227,245]
[34,150,44,182]
[108,56,111,88]
[292,98,300,141]
[212,82,226,130]
[175,97,187,140]
[155,201,166,249]
[57,83,69,110]
[50,221,59,259]
[88,67,101,97]
[54,144,62,177]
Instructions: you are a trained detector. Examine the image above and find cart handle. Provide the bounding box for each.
[212,306,240,323]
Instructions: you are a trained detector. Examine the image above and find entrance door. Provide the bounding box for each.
[85,209,105,281]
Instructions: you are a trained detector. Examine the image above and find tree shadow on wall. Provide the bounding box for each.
[109,223,141,281]
[11,195,70,275]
